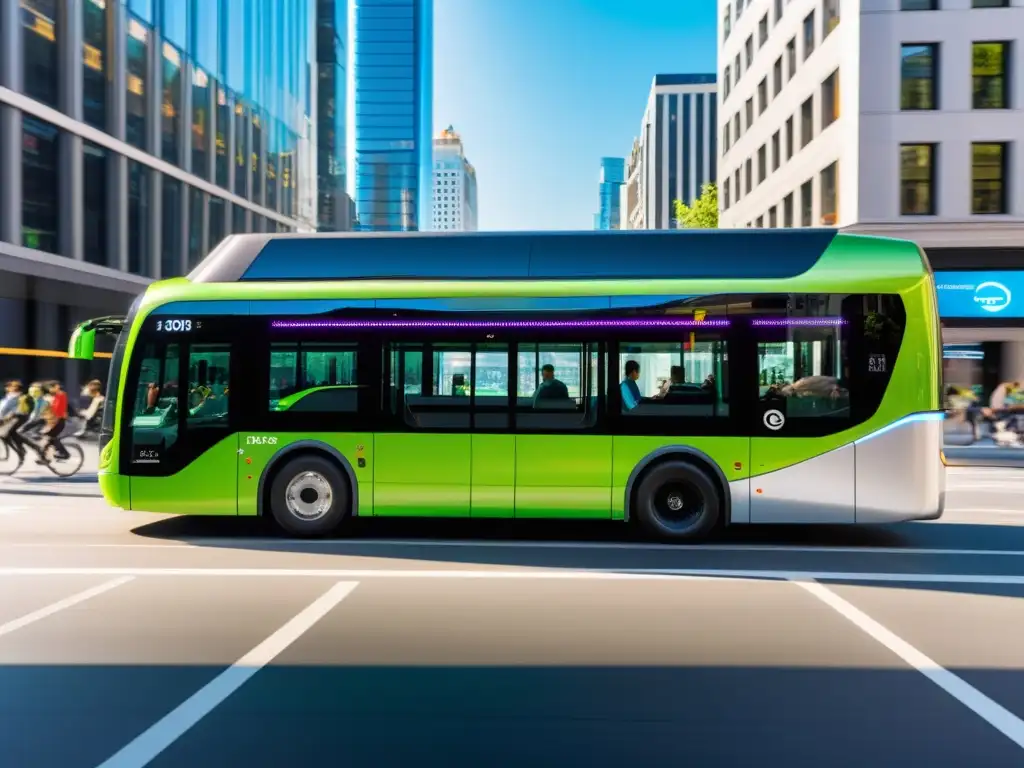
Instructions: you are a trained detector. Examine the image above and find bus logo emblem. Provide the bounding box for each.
[973,281,1011,313]
[763,410,785,431]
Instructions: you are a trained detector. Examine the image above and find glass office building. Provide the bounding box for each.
[353,0,433,231]
[0,0,318,381]
[595,157,625,230]
[316,0,355,231]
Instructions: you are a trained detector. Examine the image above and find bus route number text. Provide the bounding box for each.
[155,319,197,332]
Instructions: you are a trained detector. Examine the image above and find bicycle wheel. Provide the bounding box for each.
[46,442,84,478]
[0,439,25,476]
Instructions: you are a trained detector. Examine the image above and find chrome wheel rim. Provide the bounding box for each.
[284,471,333,521]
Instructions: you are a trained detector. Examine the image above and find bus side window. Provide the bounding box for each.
[186,344,231,426]
[128,342,181,461]
[515,342,598,430]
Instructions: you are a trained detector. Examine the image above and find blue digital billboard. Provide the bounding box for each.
[935,271,1023,319]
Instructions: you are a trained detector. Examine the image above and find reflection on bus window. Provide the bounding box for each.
[129,342,180,460]
[187,344,230,424]
[618,338,729,417]
[270,343,358,412]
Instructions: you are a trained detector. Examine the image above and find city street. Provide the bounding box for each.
[3,459,1024,766]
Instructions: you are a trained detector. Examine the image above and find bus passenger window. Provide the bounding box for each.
[392,344,470,429]
[757,331,848,418]
[187,344,231,425]
[516,343,598,430]
[618,338,728,417]
[270,343,359,412]
[129,342,180,462]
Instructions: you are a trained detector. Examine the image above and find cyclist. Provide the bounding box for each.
[1,381,36,461]
[37,380,71,464]
[73,379,105,437]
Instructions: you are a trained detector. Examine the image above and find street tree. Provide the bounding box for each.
[672,183,719,229]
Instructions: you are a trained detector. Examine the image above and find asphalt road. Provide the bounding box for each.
[2,460,1024,767]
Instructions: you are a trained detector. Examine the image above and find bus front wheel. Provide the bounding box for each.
[634,461,721,541]
[269,455,351,537]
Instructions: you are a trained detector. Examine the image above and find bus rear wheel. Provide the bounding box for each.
[634,461,721,541]
[269,455,351,537]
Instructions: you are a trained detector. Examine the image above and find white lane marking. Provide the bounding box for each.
[3,566,1024,585]
[8,538,1024,559]
[797,579,1024,750]
[0,576,133,639]
[96,580,358,768]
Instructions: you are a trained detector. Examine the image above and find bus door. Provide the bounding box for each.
[748,322,855,524]
[126,318,240,515]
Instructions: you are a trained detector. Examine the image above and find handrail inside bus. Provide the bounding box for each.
[67,315,126,361]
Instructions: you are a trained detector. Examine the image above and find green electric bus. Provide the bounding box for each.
[68,229,946,541]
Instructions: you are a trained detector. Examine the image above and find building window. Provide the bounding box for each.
[234,102,248,199]
[724,178,731,209]
[192,69,210,179]
[823,0,840,38]
[745,158,753,194]
[899,144,936,215]
[734,53,741,83]
[901,44,939,110]
[126,17,149,150]
[801,97,814,148]
[972,0,1009,6]
[787,38,797,80]
[758,144,767,183]
[83,142,108,266]
[252,113,264,203]
[759,14,769,46]
[745,98,754,129]
[216,87,230,189]
[803,11,815,60]
[973,42,1010,109]
[733,113,741,140]
[21,0,59,108]
[746,36,754,68]
[723,5,732,39]
[756,215,764,228]
[821,69,840,129]
[784,193,794,226]
[161,177,182,278]
[774,57,783,96]
[785,116,794,160]
[21,117,60,255]
[723,66,732,100]
[723,124,731,153]
[188,188,204,269]
[209,197,225,247]
[758,78,768,114]
[801,179,813,226]
[734,169,741,200]
[772,131,781,170]
[902,0,937,8]
[972,143,1008,214]
[162,44,183,164]
[820,162,838,225]
[83,0,108,130]
[775,0,783,24]
[769,207,778,227]
[128,160,150,276]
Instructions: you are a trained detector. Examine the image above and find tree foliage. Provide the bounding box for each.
[672,183,719,229]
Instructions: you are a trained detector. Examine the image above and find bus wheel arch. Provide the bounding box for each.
[625,447,730,541]
[258,441,358,536]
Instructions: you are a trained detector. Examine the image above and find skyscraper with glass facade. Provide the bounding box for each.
[595,157,625,230]
[353,0,433,231]
[0,0,318,381]
[316,0,355,232]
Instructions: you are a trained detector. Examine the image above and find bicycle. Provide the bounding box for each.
[0,428,85,478]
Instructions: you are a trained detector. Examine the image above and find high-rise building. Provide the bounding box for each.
[625,74,718,230]
[432,125,477,231]
[353,0,433,231]
[0,0,317,381]
[316,0,355,232]
[595,157,625,230]
[716,0,1024,234]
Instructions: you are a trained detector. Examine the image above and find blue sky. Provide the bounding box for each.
[433,0,718,231]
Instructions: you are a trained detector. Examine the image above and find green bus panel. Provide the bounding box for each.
[130,436,239,515]
[471,434,515,518]
[99,471,130,510]
[373,433,471,517]
[514,435,613,519]
[610,437,750,518]
[236,432,375,517]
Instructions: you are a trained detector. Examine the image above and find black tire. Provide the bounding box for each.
[47,442,84,477]
[269,455,351,537]
[634,460,722,541]
[0,439,24,476]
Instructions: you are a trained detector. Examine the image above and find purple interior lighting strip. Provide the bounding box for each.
[751,317,847,327]
[271,318,732,330]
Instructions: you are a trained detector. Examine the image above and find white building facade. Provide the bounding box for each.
[625,74,719,230]
[432,125,478,231]
[718,0,1024,241]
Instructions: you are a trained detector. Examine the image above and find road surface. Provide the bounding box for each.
[1,463,1024,766]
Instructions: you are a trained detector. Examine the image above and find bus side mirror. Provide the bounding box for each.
[68,325,96,361]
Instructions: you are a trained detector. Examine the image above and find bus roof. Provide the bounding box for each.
[186,229,925,285]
